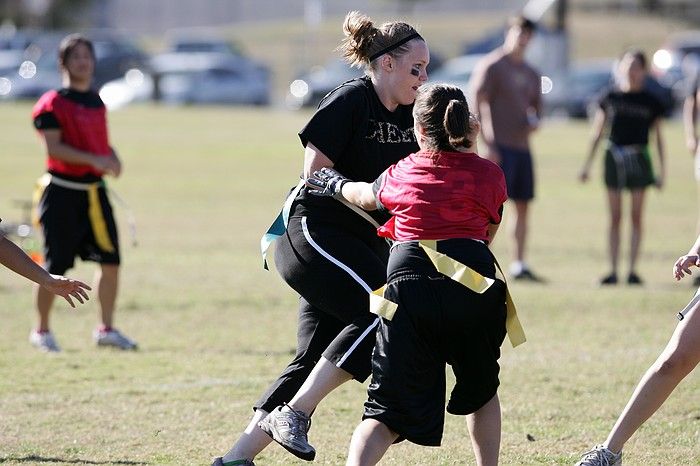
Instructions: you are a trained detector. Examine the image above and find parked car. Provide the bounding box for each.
[286,59,363,109]
[1,31,149,100]
[0,28,38,52]
[150,52,270,105]
[167,35,243,55]
[99,68,154,110]
[544,59,615,118]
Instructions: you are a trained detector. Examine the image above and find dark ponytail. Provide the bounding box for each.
[413,83,477,153]
[444,99,471,149]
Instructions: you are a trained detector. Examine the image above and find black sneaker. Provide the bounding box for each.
[511,268,545,282]
[627,272,643,285]
[600,273,618,285]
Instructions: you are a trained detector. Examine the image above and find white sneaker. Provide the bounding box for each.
[93,328,137,350]
[29,330,61,352]
[576,444,622,466]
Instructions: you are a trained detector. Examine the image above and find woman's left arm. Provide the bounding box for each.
[653,118,665,189]
[306,167,378,211]
[341,182,377,211]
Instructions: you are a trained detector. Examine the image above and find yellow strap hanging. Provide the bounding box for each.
[368,240,526,347]
[369,284,398,320]
[87,185,116,253]
[34,174,115,253]
[418,240,495,293]
[418,240,525,348]
[31,174,51,227]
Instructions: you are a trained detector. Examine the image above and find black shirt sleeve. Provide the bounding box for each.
[298,82,367,163]
[33,111,60,130]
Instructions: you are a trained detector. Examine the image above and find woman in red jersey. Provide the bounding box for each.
[309,83,510,466]
[31,34,135,352]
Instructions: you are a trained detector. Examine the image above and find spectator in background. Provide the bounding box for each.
[469,15,544,282]
[579,50,666,286]
[31,34,136,352]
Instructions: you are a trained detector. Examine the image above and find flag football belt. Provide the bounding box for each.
[607,143,645,157]
[260,179,384,269]
[260,179,306,270]
[33,173,115,253]
[369,239,526,348]
[258,180,525,347]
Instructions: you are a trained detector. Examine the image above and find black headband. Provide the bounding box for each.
[369,32,422,62]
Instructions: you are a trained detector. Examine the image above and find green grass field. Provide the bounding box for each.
[0,102,699,465]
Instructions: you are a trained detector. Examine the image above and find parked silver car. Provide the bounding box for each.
[150,52,270,106]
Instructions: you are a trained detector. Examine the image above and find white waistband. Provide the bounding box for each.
[42,173,102,191]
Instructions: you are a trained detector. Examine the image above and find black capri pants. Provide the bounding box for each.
[254,212,389,413]
[363,240,507,446]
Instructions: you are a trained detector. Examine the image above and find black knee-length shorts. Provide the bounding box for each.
[38,181,120,275]
[363,240,507,446]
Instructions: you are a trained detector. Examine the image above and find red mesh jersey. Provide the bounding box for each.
[376,150,507,242]
[32,90,110,178]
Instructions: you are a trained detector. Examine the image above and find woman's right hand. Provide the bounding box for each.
[92,154,121,177]
[673,254,700,281]
[42,274,91,308]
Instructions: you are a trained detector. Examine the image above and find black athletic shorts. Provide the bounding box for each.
[38,180,120,275]
[363,239,507,446]
[498,144,534,201]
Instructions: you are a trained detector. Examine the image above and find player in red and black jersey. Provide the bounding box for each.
[309,83,510,466]
[30,34,135,352]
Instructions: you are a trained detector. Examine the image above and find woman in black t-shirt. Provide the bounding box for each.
[211,11,429,466]
[579,50,666,286]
